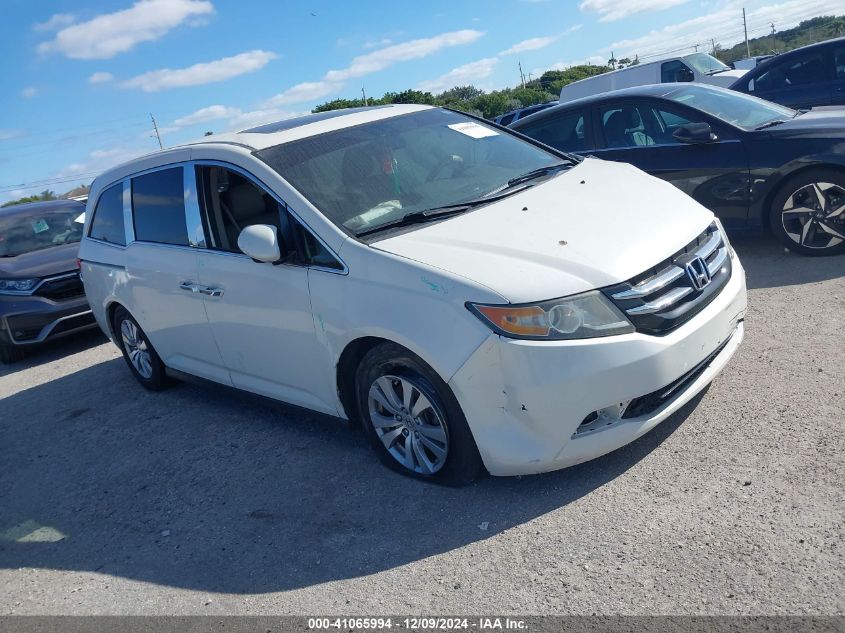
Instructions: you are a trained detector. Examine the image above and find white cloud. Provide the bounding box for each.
[38,0,214,59]
[88,71,114,84]
[173,105,241,127]
[33,13,75,32]
[21,87,38,98]
[499,36,559,56]
[121,50,276,92]
[264,29,484,107]
[0,129,23,141]
[418,58,499,93]
[363,37,393,49]
[579,0,689,22]
[602,0,845,59]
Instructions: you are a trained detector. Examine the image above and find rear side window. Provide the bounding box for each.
[88,183,126,246]
[518,109,588,153]
[755,51,828,91]
[835,46,845,79]
[131,167,189,246]
[661,60,692,83]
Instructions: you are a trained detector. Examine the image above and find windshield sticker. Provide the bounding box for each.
[448,122,499,139]
[31,219,50,234]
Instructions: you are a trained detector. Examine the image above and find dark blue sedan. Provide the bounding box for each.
[511,83,845,256]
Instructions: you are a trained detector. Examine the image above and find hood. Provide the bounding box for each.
[763,109,845,139]
[0,242,80,279]
[702,69,747,87]
[373,158,713,304]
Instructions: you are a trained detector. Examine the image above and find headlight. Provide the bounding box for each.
[713,217,735,258]
[0,278,40,293]
[467,290,635,340]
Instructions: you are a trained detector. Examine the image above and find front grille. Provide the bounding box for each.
[622,336,731,419]
[34,272,85,301]
[602,222,731,335]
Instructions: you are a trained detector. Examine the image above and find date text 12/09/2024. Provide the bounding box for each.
[307,617,528,630]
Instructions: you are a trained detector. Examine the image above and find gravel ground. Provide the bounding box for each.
[0,235,842,616]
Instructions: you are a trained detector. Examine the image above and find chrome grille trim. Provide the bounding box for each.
[626,286,694,315]
[707,246,728,275]
[611,266,684,300]
[695,228,721,260]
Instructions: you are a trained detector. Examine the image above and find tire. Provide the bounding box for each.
[112,306,169,390]
[769,168,845,256]
[0,330,26,365]
[355,342,484,486]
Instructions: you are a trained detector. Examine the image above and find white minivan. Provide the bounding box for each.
[80,105,747,485]
[560,53,747,103]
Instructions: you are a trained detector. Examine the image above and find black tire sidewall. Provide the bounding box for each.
[112,306,168,390]
[769,168,845,256]
[355,343,484,486]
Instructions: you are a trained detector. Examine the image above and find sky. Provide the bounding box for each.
[0,0,841,203]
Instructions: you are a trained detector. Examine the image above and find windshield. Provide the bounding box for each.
[665,85,796,130]
[682,52,730,75]
[257,108,561,235]
[0,206,84,257]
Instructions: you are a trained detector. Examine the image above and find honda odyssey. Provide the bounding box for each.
[79,105,747,485]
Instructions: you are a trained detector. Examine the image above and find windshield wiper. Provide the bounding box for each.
[755,119,786,130]
[504,162,572,189]
[354,188,529,238]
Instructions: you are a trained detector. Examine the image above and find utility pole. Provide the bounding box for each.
[711,38,717,56]
[770,23,776,52]
[361,86,367,106]
[518,61,526,89]
[149,113,163,150]
[742,8,751,58]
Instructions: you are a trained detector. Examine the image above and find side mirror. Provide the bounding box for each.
[672,122,718,144]
[237,224,281,263]
[677,67,694,82]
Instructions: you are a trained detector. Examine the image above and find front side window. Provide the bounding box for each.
[666,85,795,130]
[518,109,588,153]
[131,167,189,246]
[755,51,828,91]
[600,106,656,148]
[195,165,342,269]
[88,184,125,246]
[0,205,87,257]
[834,46,845,79]
[661,60,693,83]
[257,108,561,236]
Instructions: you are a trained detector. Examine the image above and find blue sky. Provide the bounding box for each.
[0,0,840,203]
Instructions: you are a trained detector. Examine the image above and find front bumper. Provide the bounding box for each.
[0,294,96,346]
[449,253,747,476]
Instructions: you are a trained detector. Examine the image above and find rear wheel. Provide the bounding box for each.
[112,306,169,390]
[355,342,483,486]
[769,169,845,256]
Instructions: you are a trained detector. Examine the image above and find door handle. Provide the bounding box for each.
[179,281,201,293]
[199,286,224,297]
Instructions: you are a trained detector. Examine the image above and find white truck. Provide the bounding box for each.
[560,53,747,103]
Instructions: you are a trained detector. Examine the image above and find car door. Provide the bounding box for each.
[191,162,341,415]
[745,48,834,108]
[587,99,751,227]
[514,107,593,155]
[124,165,230,384]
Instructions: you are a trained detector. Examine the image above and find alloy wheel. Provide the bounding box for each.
[781,181,845,250]
[367,375,449,475]
[120,319,153,380]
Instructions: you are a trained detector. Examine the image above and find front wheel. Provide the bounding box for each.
[769,169,845,256]
[355,343,483,486]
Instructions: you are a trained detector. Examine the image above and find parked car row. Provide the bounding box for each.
[558,37,845,110]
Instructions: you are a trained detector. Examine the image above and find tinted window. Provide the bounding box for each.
[667,85,795,129]
[600,106,656,148]
[835,47,845,79]
[661,60,692,83]
[755,51,828,91]
[518,110,588,152]
[132,168,188,246]
[89,183,126,246]
[499,113,516,126]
